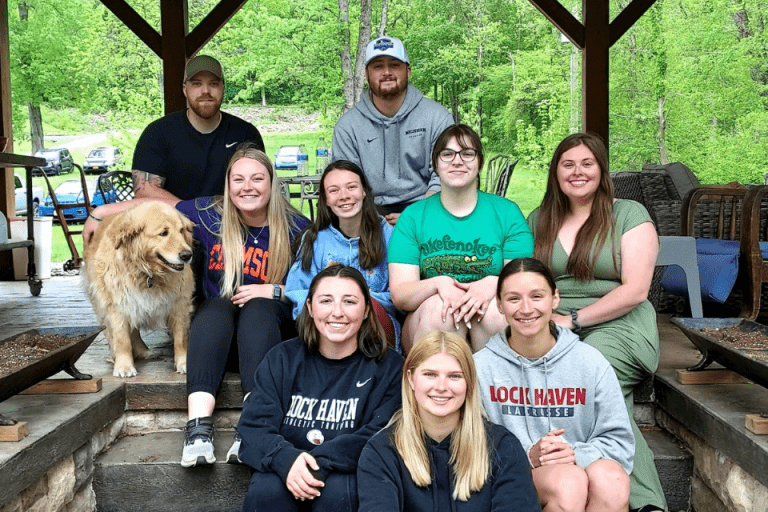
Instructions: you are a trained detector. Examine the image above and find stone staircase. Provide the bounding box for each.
[91,376,693,512]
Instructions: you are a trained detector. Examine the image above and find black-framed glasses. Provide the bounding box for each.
[438,148,479,162]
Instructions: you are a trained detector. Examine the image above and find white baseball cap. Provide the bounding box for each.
[364,36,410,66]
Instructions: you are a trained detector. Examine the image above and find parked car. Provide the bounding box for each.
[33,147,75,176]
[14,173,44,216]
[38,178,117,222]
[274,145,301,170]
[84,146,123,174]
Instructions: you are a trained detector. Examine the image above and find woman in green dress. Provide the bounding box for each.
[527,132,666,512]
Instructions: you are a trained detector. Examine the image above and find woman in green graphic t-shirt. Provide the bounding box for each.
[387,124,533,354]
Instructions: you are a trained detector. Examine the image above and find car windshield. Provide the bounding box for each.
[55,180,98,196]
[37,150,60,161]
[88,150,106,158]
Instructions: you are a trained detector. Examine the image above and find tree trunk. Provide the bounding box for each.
[379,0,388,36]
[28,102,43,154]
[339,0,355,113]
[353,0,372,105]
[658,96,668,164]
[261,86,266,107]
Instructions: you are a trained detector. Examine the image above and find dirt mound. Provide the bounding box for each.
[226,106,326,133]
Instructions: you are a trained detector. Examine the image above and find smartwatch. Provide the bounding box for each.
[570,308,582,331]
[272,284,282,301]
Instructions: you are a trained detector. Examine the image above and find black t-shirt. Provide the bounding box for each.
[132,109,264,200]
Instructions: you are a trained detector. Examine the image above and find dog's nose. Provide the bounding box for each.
[179,250,193,263]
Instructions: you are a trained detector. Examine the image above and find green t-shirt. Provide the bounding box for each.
[388,192,534,282]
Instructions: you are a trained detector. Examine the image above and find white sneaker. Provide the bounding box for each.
[226,432,242,464]
[180,417,215,468]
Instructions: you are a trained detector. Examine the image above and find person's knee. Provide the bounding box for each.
[312,473,357,512]
[586,459,630,511]
[242,472,295,512]
[535,465,588,512]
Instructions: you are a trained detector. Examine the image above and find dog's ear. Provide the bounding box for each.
[181,215,195,247]
[114,210,144,250]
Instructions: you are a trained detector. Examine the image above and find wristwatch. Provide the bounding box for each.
[570,308,582,331]
[272,284,282,301]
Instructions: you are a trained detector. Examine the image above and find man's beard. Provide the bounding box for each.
[188,96,221,119]
[370,78,407,100]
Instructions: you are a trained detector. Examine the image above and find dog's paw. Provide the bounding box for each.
[113,365,138,378]
[175,358,187,375]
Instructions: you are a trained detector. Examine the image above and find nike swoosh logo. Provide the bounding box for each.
[367,138,377,143]
[226,142,237,148]
[356,378,372,388]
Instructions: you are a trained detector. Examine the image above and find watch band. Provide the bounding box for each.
[570,308,582,331]
[273,284,281,301]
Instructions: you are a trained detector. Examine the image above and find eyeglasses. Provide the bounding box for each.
[438,148,479,163]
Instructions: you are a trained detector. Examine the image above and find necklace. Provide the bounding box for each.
[249,225,267,245]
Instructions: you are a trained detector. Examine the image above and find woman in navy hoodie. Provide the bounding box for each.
[237,264,403,512]
[357,330,540,511]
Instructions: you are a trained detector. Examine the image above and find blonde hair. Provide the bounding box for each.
[392,331,490,501]
[209,143,302,298]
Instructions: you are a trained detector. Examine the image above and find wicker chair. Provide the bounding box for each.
[611,170,703,316]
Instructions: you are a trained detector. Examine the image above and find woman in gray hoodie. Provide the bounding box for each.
[474,258,633,512]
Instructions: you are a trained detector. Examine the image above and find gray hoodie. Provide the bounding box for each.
[474,326,635,473]
[332,84,453,207]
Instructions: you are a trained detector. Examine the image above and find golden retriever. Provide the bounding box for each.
[83,201,195,378]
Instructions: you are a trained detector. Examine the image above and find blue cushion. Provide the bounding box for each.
[660,239,740,303]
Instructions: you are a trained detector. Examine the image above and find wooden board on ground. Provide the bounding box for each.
[745,414,768,435]
[675,369,751,385]
[20,378,102,395]
[0,421,29,442]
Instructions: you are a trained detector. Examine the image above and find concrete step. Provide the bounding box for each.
[644,428,693,512]
[94,431,248,512]
[94,429,692,512]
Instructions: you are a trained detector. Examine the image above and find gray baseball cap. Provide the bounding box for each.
[184,55,224,82]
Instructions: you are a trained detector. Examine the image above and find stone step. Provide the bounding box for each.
[93,429,692,512]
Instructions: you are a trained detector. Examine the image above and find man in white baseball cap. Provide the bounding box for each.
[333,36,453,225]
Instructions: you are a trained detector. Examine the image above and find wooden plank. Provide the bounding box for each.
[675,369,752,385]
[609,0,658,46]
[0,421,28,442]
[99,0,162,57]
[186,0,249,56]
[745,414,768,435]
[20,377,102,395]
[527,0,585,48]
[160,0,189,114]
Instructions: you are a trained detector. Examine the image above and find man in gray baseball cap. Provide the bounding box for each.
[333,36,453,225]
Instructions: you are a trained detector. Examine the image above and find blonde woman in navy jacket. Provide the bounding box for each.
[357,331,540,511]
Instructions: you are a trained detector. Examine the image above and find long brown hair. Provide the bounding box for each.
[296,264,388,360]
[533,132,615,280]
[295,160,385,270]
[391,331,490,501]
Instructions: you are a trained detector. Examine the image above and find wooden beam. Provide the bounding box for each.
[186,0,249,57]
[527,0,585,48]
[99,0,162,57]
[581,0,610,146]
[0,0,14,279]
[160,0,189,114]
[610,0,658,46]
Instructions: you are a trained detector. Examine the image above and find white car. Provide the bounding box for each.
[14,173,44,216]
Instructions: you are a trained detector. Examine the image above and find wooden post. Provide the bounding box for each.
[0,0,14,279]
[160,0,189,115]
[581,0,610,146]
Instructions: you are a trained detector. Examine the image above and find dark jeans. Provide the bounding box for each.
[187,296,296,396]
[241,471,357,512]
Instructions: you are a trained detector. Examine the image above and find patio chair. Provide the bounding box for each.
[98,171,134,202]
[484,155,518,197]
[611,170,703,317]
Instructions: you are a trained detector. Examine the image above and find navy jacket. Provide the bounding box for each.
[238,338,403,481]
[358,423,541,511]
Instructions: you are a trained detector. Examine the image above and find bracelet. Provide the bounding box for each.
[89,212,102,222]
[570,308,582,331]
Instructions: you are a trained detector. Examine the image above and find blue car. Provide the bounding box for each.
[38,178,118,222]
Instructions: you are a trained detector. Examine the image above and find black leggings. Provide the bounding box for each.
[186,297,296,396]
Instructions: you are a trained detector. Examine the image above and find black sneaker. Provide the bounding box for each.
[180,416,215,467]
